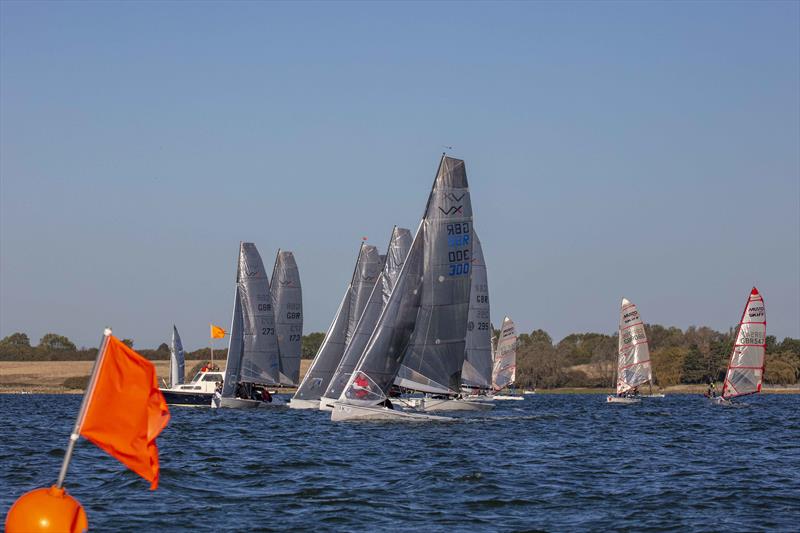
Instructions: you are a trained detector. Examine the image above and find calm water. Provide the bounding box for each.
[1,394,798,532]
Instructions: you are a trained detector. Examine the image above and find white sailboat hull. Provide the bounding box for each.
[417,398,495,412]
[606,395,641,404]
[331,402,452,422]
[642,393,665,398]
[288,399,320,410]
[318,397,337,411]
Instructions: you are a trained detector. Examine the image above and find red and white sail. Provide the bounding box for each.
[722,288,766,399]
[616,298,652,395]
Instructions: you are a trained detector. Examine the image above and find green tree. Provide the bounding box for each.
[121,339,134,348]
[302,332,325,359]
[1,332,31,346]
[39,333,76,351]
[651,346,688,386]
[157,342,170,354]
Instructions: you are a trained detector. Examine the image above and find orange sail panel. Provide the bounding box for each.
[722,288,766,399]
[79,335,170,489]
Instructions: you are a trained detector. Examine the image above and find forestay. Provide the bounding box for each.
[616,298,652,395]
[169,325,185,388]
[293,243,382,402]
[492,317,517,391]
[323,227,412,403]
[461,233,492,389]
[271,250,303,386]
[238,242,281,386]
[722,288,766,399]
[396,156,474,395]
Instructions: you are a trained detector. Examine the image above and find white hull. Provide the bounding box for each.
[331,402,452,422]
[288,399,320,410]
[606,395,641,404]
[492,394,525,401]
[418,398,494,412]
[523,390,536,395]
[213,397,261,409]
[318,397,337,411]
[642,393,665,398]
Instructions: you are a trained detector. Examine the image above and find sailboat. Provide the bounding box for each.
[160,326,225,406]
[607,298,651,404]
[214,242,281,408]
[290,241,383,409]
[713,287,766,406]
[271,250,303,387]
[331,155,471,421]
[319,227,412,411]
[491,317,523,400]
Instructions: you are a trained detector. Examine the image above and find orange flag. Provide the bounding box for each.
[210,324,226,339]
[79,335,170,490]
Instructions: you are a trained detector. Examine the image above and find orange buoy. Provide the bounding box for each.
[5,485,88,533]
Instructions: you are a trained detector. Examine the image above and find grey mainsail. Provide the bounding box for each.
[221,285,245,398]
[238,242,281,385]
[293,243,381,402]
[461,234,492,389]
[323,227,412,403]
[395,156,474,395]
[169,325,185,388]
[271,250,303,386]
[346,245,383,344]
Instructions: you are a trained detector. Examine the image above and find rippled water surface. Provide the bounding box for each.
[1,394,799,531]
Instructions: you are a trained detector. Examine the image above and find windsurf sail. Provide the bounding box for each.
[616,298,652,395]
[461,233,492,390]
[236,242,281,387]
[323,227,412,403]
[169,325,185,388]
[395,156,474,395]
[722,288,766,399]
[271,250,303,386]
[293,242,382,402]
[492,316,517,391]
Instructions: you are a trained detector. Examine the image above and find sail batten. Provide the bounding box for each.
[615,298,651,395]
[722,288,766,399]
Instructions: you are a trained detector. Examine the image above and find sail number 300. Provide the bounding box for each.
[446,222,470,276]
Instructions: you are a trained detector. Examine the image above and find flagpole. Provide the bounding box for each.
[56,328,112,489]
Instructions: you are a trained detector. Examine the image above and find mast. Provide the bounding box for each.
[721,288,766,399]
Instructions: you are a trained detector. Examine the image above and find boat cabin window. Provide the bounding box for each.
[191,373,203,383]
[202,374,222,382]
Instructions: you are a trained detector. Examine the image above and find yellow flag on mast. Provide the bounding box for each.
[210,324,226,339]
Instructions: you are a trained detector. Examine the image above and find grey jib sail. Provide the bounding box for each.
[271,250,303,386]
[395,156,474,395]
[221,285,245,398]
[324,227,412,402]
[461,233,492,389]
[293,242,382,401]
[238,242,281,386]
[169,325,186,388]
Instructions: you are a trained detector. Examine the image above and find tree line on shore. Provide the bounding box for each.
[2,327,798,387]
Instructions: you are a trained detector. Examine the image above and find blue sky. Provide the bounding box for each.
[1,1,798,350]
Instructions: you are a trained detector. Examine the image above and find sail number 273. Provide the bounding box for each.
[446,222,470,276]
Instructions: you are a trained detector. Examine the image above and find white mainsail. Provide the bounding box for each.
[616,298,652,395]
[492,317,517,391]
[722,288,766,399]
